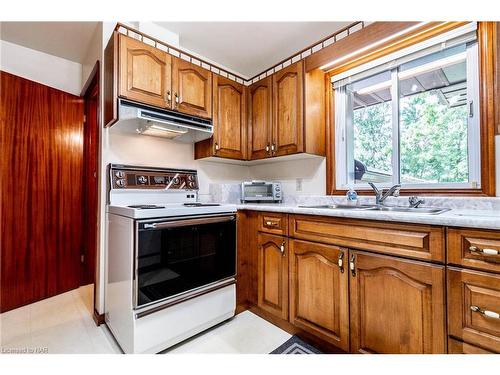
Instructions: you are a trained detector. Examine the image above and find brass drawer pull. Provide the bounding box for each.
[265,220,279,227]
[280,241,285,256]
[470,305,500,319]
[469,246,499,255]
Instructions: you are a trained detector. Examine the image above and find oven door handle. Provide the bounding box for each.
[143,215,235,229]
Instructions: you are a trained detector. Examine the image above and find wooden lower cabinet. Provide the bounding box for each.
[257,233,288,320]
[447,267,500,353]
[448,337,495,354]
[349,250,446,353]
[289,240,349,351]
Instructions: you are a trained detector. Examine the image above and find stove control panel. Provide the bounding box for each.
[110,164,199,190]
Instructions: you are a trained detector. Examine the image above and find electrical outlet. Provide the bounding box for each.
[296,178,303,192]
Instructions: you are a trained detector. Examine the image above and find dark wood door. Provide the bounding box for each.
[447,267,500,353]
[82,69,100,286]
[119,34,171,108]
[172,57,212,118]
[0,72,85,312]
[272,61,304,156]
[248,77,272,160]
[289,240,349,351]
[257,233,288,320]
[212,75,246,159]
[349,250,446,353]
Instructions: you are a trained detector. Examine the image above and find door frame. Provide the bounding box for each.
[81,62,101,319]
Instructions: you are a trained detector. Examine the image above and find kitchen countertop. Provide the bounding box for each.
[236,203,500,230]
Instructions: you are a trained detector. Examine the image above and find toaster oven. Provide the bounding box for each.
[241,181,282,203]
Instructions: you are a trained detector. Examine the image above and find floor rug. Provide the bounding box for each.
[270,335,322,354]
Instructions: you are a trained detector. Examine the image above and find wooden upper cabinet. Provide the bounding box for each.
[212,76,247,159]
[289,240,349,351]
[172,57,212,119]
[257,233,289,320]
[248,77,273,160]
[349,250,446,354]
[119,34,171,108]
[272,61,304,156]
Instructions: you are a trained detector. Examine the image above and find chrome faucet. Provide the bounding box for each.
[368,183,401,205]
[408,196,425,208]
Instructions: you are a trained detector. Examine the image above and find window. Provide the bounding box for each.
[333,24,480,190]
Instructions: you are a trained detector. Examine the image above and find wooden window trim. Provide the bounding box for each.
[326,21,498,196]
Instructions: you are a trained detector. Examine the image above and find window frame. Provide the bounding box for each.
[326,22,497,196]
[335,42,480,190]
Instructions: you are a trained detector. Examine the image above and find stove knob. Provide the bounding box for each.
[172,177,180,185]
[137,176,148,184]
[187,175,195,182]
[115,171,125,178]
[116,179,125,188]
[188,181,196,188]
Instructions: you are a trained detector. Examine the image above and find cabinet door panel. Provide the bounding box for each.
[272,61,303,156]
[213,76,246,159]
[119,34,170,108]
[289,240,349,351]
[349,250,446,353]
[448,267,500,353]
[172,58,212,118]
[248,77,272,160]
[258,233,288,320]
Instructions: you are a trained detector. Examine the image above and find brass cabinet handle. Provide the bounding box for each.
[349,254,356,277]
[280,241,285,256]
[174,92,179,106]
[470,305,500,319]
[265,144,270,153]
[265,220,278,227]
[469,246,499,255]
[166,90,171,103]
[271,143,276,155]
[214,143,220,151]
[338,252,344,273]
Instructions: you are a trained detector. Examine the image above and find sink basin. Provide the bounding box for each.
[299,204,449,215]
[299,204,377,210]
[372,206,450,214]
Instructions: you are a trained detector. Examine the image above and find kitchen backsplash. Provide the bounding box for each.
[206,183,500,210]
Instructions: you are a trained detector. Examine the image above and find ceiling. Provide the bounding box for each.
[0,22,99,63]
[154,22,352,78]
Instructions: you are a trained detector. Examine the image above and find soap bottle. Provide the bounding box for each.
[346,186,358,205]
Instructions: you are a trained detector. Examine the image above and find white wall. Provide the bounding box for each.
[0,40,83,95]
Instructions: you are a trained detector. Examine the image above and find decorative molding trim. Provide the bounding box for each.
[114,22,366,86]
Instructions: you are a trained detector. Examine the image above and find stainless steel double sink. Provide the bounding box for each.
[298,204,450,215]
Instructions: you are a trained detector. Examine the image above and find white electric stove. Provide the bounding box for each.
[105,164,237,354]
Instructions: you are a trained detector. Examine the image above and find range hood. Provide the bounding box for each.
[116,99,213,143]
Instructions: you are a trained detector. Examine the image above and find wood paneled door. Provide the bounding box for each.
[272,61,304,156]
[248,77,273,160]
[349,250,446,353]
[0,72,85,312]
[172,57,212,119]
[119,34,172,108]
[257,233,289,320]
[289,240,349,351]
[212,76,247,159]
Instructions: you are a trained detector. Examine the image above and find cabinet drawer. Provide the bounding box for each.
[448,228,500,273]
[289,215,445,262]
[448,267,500,353]
[258,212,288,236]
[448,337,495,354]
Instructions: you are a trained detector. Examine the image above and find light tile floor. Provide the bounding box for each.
[0,284,290,354]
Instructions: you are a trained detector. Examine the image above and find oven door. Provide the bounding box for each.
[135,214,236,309]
